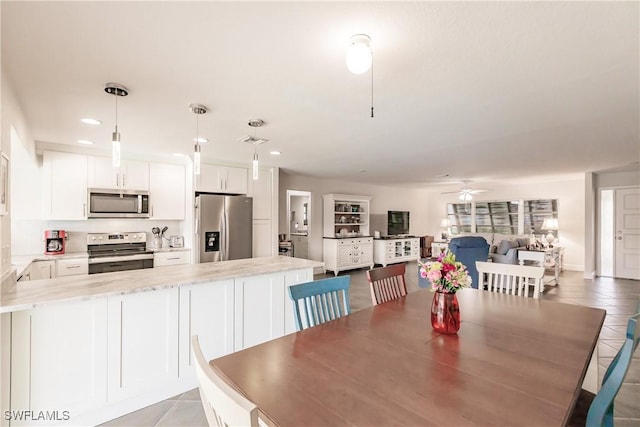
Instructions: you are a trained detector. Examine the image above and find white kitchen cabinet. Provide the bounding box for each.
[29,260,56,280]
[253,219,273,257]
[178,280,235,382]
[373,238,420,267]
[107,287,179,402]
[323,237,374,276]
[57,257,89,276]
[249,166,273,220]
[42,151,88,220]
[10,299,108,426]
[234,268,313,350]
[154,250,190,267]
[149,163,185,220]
[88,156,149,191]
[196,164,248,194]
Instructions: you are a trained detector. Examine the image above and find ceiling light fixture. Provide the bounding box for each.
[458,192,473,201]
[104,83,128,168]
[194,137,209,144]
[77,139,94,145]
[189,103,207,176]
[269,151,281,156]
[346,34,374,118]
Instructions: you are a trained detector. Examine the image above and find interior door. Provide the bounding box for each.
[615,187,640,280]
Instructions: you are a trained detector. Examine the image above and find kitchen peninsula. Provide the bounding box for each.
[1,256,322,426]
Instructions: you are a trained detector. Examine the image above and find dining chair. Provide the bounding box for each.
[568,311,640,427]
[288,275,351,331]
[191,335,259,427]
[366,263,407,305]
[476,261,545,298]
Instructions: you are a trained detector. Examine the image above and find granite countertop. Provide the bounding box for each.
[1,256,324,314]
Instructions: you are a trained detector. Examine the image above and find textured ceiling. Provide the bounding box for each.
[2,1,638,190]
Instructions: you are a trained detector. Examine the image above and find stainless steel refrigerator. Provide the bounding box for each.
[195,194,253,263]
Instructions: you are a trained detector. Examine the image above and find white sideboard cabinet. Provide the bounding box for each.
[323,237,373,276]
[373,238,420,267]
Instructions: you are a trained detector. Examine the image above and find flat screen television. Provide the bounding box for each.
[387,211,410,236]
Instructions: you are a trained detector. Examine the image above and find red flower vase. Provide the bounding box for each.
[431,291,461,334]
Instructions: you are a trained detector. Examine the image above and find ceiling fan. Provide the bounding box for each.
[441,180,490,201]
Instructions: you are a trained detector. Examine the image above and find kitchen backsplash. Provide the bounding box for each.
[11,219,183,255]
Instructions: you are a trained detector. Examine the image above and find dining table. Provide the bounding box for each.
[210,288,606,426]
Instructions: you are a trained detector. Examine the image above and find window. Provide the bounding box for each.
[447,199,558,236]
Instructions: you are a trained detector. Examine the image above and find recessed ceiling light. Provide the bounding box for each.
[77,139,94,145]
[359,169,367,173]
[193,137,209,143]
[81,118,102,125]
[269,151,281,155]
[435,173,450,178]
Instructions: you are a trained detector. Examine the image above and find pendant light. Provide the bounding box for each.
[105,83,129,168]
[346,34,374,118]
[239,119,267,181]
[189,104,207,175]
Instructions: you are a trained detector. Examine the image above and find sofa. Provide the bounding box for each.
[458,233,531,265]
[489,237,530,264]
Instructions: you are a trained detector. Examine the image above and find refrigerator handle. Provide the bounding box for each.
[220,210,227,261]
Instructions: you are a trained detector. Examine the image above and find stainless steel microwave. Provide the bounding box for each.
[88,188,150,218]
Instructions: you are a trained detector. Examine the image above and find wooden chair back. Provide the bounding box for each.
[191,335,259,427]
[476,261,544,298]
[288,276,351,331]
[366,263,407,305]
[586,312,640,426]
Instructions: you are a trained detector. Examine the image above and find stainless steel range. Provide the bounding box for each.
[87,232,153,274]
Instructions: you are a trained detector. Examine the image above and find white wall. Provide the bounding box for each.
[279,171,432,263]
[423,175,586,271]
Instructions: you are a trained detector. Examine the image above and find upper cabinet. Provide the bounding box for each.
[196,164,247,195]
[88,156,149,191]
[42,151,88,220]
[149,163,185,220]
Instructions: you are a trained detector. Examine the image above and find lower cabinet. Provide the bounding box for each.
[6,268,312,426]
[10,299,108,426]
[153,250,191,267]
[323,237,374,276]
[107,288,179,403]
[373,238,420,266]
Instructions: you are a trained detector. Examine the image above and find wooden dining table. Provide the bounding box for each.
[210,288,605,426]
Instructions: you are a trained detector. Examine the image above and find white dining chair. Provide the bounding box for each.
[191,335,259,427]
[476,261,545,298]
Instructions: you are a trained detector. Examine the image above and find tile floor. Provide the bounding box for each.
[101,264,639,427]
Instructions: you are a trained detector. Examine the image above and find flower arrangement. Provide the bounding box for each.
[418,250,472,294]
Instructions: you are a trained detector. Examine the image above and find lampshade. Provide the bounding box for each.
[440,218,451,228]
[346,34,372,74]
[542,218,559,230]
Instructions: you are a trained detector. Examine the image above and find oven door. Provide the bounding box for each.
[88,254,154,274]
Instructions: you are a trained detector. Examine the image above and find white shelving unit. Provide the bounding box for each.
[373,238,420,267]
[322,194,373,275]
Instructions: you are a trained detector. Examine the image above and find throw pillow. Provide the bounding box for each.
[497,239,518,255]
[489,244,498,254]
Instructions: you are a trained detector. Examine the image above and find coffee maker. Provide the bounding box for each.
[44,230,66,255]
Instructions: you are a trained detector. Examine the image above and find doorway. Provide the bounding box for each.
[599,187,640,280]
[286,190,311,259]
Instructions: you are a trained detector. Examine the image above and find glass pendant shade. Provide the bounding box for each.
[112,130,121,168]
[194,143,201,176]
[346,34,372,74]
[252,153,259,181]
[459,193,472,201]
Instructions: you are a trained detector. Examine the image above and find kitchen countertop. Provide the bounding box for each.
[1,256,324,313]
[12,252,89,279]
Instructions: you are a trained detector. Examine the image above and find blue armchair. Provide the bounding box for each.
[448,236,490,289]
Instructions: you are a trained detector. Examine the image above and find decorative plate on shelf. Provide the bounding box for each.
[339,228,348,236]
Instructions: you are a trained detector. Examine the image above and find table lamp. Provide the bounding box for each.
[440,218,451,241]
[542,217,559,247]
